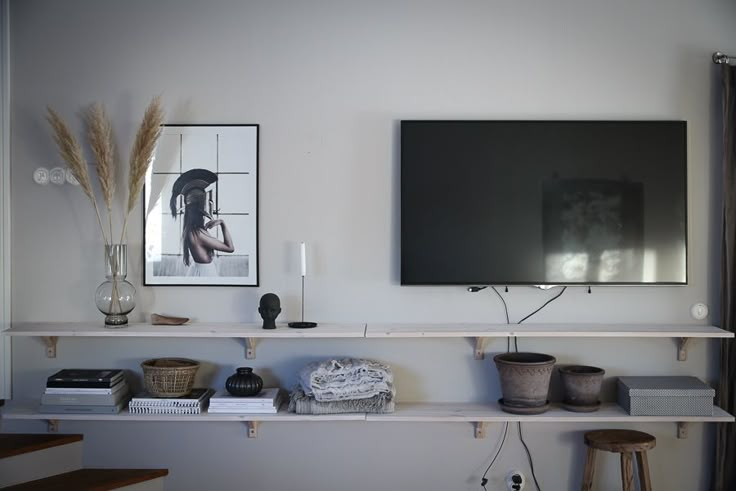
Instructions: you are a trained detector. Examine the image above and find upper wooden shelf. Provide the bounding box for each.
[365,323,733,338]
[5,322,366,338]
[3,322,366,359]
[366,323,733,361]
[4,322,731,361]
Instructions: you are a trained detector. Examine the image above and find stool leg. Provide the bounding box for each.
[635,451,652,491]
[581,447,596,491]
[620,452,634,491]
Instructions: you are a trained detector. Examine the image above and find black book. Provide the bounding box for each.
[46,369,125,388]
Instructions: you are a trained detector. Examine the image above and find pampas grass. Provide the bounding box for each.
[47,96,165,246]
[85,103,116,240]
[121,96,164,242]
[47,107,107,244]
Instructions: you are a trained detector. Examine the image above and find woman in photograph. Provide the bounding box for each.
[170,169,235,276]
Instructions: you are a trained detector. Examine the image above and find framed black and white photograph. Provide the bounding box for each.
[144,124,259,286]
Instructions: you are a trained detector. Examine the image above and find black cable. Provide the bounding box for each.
[480,285,567,490]
[492,286,514,353]
[480,421,509,490]
[491,287,510,324]
[516,287,567,324]
[517,422,541,491]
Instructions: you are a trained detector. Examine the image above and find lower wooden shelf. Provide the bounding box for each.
[2,400,731,440]
[370,402,734,422]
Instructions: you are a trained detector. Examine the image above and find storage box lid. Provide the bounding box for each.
[617,376,715,396]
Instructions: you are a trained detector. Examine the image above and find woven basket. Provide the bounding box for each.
[141,358,199,397]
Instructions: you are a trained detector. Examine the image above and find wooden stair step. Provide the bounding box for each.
[2,468,169,490]
[0,434,83,459]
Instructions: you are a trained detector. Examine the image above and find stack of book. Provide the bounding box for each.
[128,388,214,415]
[41,369,130,414]
[208,388,284,414]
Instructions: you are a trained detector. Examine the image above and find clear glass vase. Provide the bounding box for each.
[95,244,136,327]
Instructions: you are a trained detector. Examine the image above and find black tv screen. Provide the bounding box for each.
[400,120,688,285]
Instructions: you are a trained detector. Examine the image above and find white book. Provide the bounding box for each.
[207,406,278,414]
[44,381,128,395]
[209,392,284,409]
[208,388,282,405]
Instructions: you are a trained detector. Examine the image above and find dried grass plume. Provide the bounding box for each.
[85,103,116,213]
[122,96,164,241]
[47,96,165,246]
[47,107,95,202]
[47,107,107,242]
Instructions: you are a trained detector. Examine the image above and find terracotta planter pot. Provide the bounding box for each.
[559,365,605,412]
[494,352,556,414]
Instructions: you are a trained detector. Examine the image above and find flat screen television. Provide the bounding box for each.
[400,120,688,286]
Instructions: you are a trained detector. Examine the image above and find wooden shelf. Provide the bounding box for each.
[366,401,734,423]
[366,323,733,338]
[365,323,734,360]
[369,402,735,439]
[0,401,364,423]
[3,400,731,440]
[4,321,731,360]
[3,322,366,359]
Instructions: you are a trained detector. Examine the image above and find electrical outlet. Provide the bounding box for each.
[506,470,525,490]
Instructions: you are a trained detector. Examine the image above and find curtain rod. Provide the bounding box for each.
[713,52,733,64]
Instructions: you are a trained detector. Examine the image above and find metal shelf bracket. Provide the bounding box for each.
[678,338,692,361]
[474,422,486,439]
[474,338,487,360]
[246,421,259,438]
[42,336,58,358]
[677,422,689,439]
[47,419,59,433]
[245,338,256,359]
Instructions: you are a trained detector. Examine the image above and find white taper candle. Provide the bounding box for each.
[300,242,306,277]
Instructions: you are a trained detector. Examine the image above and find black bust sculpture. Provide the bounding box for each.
[258,293,281,330]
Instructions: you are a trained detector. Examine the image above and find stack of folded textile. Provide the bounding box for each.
[289,358,395,415]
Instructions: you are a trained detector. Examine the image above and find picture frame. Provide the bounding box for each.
[143,124,259,286]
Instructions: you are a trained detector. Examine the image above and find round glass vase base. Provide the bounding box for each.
[104,315,129,328]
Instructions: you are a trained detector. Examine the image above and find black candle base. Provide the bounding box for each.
[288,321,318,328]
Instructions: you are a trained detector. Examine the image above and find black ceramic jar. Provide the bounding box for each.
[225,367,263,397]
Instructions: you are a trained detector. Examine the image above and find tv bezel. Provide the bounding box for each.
[399,119,689,287]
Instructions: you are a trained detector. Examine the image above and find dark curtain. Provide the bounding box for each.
[715,63,736,491]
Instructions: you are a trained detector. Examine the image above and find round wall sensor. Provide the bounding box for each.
[33,167,50,185]
[65,168,79,185]
[690,303,709,320]
[49,167,66,185]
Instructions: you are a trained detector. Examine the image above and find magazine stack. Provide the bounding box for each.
[41,369,130,414]
[208,388,284,414]
[128,388,214,414]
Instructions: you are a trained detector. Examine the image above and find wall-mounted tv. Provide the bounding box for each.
[400,120,687,286]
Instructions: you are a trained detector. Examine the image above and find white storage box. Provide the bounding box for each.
[617,376,715,416]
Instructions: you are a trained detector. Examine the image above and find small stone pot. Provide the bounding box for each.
[559,365,605,411]
[494,352,556,414]
[225,367,263,397]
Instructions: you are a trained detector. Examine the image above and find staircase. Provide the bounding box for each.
[0,434,168,490]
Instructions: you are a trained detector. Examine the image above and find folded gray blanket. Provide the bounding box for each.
[288,388,395,415]
[299,358,394,402]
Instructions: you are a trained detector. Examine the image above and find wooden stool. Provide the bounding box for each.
[581,429,656,491]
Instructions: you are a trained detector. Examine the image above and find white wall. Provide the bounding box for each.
[6,1,735,490]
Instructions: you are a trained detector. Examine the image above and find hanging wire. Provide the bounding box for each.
[480,421,510,490]
[491,286,512,352]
